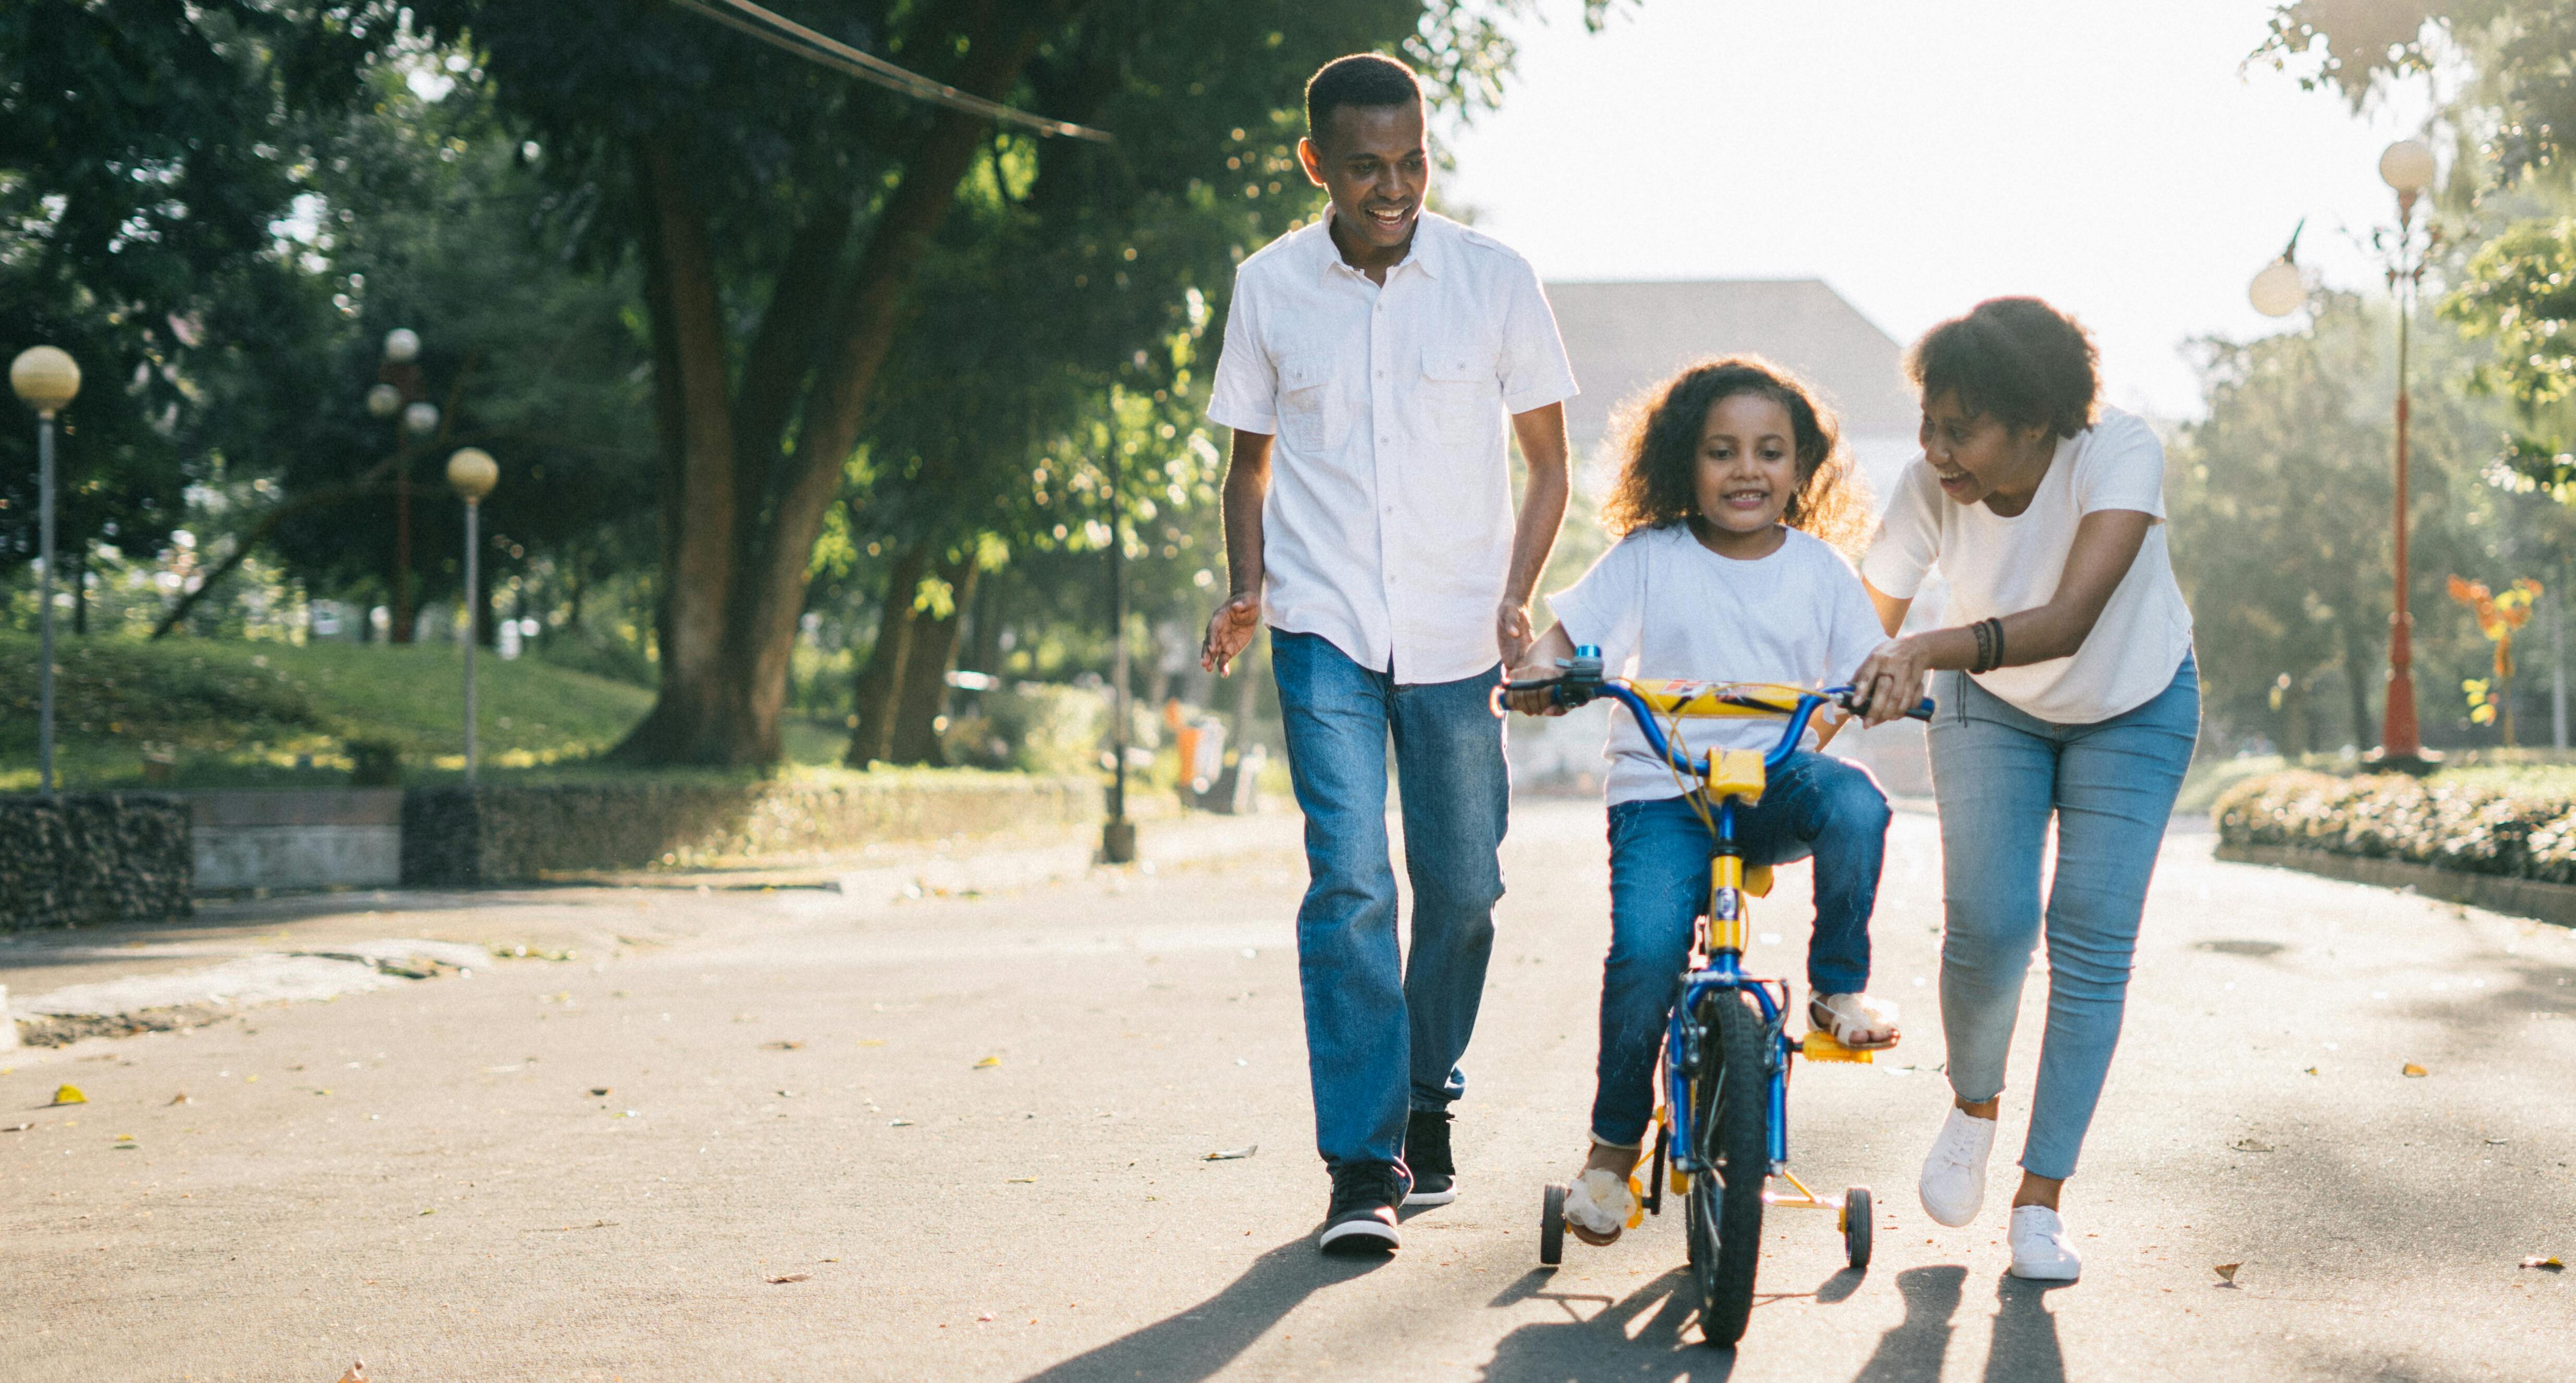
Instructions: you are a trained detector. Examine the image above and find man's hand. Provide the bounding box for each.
[1201,593,1262,676]
[1498,599,1539,670]
[1849,635,1936,728]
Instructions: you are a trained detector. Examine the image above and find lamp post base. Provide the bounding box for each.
[1101,818,1137,865]
[2363,746,2443,776]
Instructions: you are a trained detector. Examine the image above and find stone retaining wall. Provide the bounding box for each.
[400,774,1101,885]
[0,794,194,931]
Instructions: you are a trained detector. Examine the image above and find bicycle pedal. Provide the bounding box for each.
[1798,1031,1875,1063]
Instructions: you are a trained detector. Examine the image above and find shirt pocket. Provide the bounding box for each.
[1420,347,1491,446]
[1278,354,1346,453]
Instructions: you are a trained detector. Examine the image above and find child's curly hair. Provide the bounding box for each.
[1599,355,1871,554]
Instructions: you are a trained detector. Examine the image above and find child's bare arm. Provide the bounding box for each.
[1503,623,1579,716]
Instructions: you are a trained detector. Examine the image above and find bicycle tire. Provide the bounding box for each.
[1685,986,1770,1348]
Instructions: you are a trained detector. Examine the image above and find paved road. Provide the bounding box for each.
[8,801,2573,1381]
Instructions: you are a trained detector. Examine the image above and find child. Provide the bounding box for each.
[1506,356,1898,1245]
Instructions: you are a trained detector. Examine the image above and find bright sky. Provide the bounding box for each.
[1440,0,2441,421]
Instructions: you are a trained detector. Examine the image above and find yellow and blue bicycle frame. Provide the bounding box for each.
[1497,648,1931,1194]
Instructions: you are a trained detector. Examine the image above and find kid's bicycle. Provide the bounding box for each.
[1496,647,1933,1348]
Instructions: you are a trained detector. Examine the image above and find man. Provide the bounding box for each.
[1199,52,1577,1254]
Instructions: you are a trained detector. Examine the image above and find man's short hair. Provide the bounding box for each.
[1304,53,1423,142]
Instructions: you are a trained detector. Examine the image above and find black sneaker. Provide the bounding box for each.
[1404,1109,1457,1206]
[1318,1160,1409,1254]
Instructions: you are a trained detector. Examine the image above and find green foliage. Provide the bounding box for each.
[2215,765,2576,882]
[2259,2,2576,183]
[0,1,367,579]
[2444,216,2576,476]
[0,631,654,791]
[2170,287,2574,755]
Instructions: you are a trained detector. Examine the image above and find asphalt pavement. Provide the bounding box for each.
[6,799,2573,1381]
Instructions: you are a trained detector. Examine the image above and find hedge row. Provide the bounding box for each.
[0,794,194,931]
[401,772,1101,884]
[2213,770,2576,883]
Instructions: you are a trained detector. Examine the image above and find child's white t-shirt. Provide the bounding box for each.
[1547,524,1887,806]
[1858,406,2194,726]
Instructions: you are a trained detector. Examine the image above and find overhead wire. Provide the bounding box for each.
[664,0,1114,143]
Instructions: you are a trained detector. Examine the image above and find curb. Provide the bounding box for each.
[2213,841,2576,929]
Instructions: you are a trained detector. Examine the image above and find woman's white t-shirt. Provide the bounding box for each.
[1548,524,1887,806]
[1859,406,2193,726]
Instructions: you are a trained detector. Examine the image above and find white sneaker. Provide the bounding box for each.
[2007,1204,2082,1280]
[1917,1107,1996,1228]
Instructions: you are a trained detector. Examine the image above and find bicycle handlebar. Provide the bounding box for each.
[1492,651,1933,781]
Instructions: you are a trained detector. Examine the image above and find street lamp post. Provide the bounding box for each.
[371,329,435,644]
[11,346,82,796]
[446,448,498,782]
[2249,138,2440,766]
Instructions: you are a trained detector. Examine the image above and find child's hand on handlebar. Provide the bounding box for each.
[1504,658,1569,716]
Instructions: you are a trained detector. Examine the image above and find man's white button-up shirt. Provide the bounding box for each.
[1206,213,1578,685]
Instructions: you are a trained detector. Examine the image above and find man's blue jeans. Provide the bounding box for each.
[1930,654,2199,1181]
[1270,630,1509,1170]
[1592,753,1891,1147]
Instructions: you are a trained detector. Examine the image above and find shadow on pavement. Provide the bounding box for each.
[1982,1276,2069,1383]
[1014,1237,1390,1383]
[1849,1264,1965,1382]
[1474,1266,1736,1381]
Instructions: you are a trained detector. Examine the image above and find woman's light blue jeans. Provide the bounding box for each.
[1929,653,2199,1181]
[1593,753,1892,1147]
[1270,631,1510,1171]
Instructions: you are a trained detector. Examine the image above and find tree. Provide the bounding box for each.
[0,2,369,601]
[401,0,1608,766]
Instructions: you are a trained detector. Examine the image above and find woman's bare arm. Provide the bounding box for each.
[1849,509,2154,725]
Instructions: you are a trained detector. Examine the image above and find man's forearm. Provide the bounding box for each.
[1221,430,1272,598]
[1503,405,1572,606]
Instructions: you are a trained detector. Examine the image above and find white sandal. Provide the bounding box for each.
[1809,992,1900,1050]
[1564,1167,1640,1246]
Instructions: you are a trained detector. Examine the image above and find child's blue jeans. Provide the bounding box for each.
[1591,752,1891,1147]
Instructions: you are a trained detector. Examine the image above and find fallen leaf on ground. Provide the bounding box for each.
[767,1273,811,1284]
[1007,1177,1038,1184]
[2523,1256,2566,1271]
[50,1085,86,1106]
[338,1362,368,1383]
[419,1208,436,1216]
[1205,1145,1259,1161]
[2,1123,30,1133]
[888,1118,914,1127]
[2302,1066,2319,1075]
[590,1087,611,1097]
[977,1313,996,1322]
[761,1041,804,1051]
[2401,1062,2429,1078]
[169,1093,191,1105]
[973,1055,1002,1069]
[2229,1139,2274,1153]
[2213,1263,2242,1285]
[858,1038,887,1047]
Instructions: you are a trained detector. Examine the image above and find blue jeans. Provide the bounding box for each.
[1592,753,1892,1147]
[1270,630,1510,1170]
[1930,654,2199,1180]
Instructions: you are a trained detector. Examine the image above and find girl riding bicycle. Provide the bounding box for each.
[1507,356,1900,1246]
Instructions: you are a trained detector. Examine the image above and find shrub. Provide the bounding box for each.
[2213,769,2576,883]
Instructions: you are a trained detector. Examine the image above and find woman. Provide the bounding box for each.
[1849,297,2198,1283]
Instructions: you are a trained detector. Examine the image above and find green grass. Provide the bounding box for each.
[0,632,847,791]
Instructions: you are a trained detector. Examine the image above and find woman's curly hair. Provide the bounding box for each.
[1905,297,2100,439]
[1598,354,1871,554]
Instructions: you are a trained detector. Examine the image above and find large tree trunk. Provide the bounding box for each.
[614,17,1049,766]
[888,555,979,765]
[847,543,930,766]
[611,137,741,764]
[2338,617,2378,752]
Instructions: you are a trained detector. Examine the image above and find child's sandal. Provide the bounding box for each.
[1809,991,1901,1050]
[1564,1168,1637,1246]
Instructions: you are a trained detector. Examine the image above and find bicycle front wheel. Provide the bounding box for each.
[1685,986,1770,1348]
